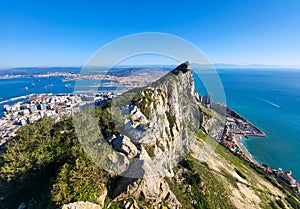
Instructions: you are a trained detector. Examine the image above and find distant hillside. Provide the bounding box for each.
[0,67,82,75]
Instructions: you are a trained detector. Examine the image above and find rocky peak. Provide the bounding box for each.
[103,62,202,208]
[170,61,191,75]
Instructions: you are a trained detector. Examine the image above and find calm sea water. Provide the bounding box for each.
[195,69,300,180]
[1,69,300,180]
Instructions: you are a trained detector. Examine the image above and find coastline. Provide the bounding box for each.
[233,134,259,165]
[225,106,264,165]
[0,95,29,105]
[213,103,265,165]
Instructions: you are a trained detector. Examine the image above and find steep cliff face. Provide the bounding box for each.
[121,62,201,173]
[104,62,203,208]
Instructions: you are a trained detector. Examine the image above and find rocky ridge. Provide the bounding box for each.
[104,61,201,208]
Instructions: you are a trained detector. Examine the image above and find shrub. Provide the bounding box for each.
[165,111,176,130]
[285,195,300,209]
[275,199,285,208]
[234,168,247,180]
[269,201,279,209]
[143,144,155,157]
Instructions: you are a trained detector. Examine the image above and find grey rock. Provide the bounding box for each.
[62,201,102,209]
[112,135,138,158]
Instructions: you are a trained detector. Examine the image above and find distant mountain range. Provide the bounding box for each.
[213,63,300,68]
[0,63,299,74]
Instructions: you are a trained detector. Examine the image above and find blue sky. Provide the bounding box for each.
[0,0,300,67]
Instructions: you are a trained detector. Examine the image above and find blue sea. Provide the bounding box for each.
[0,68,300,180]
[197,68,300,180]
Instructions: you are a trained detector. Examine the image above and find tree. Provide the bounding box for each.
[51,156,109,206]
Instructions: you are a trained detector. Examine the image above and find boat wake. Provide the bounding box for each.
[257,97,280,108]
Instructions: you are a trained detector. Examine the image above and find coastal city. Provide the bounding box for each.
[0,68,166,146]
[222,119,300,196]
[217,103,300,197]
[196,94,300,197]
[0,92,117,146]
[0,71,77,80]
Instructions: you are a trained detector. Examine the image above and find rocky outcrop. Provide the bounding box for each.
[111,135,138,158]
[62,201,102,209]
[202,115,224,140]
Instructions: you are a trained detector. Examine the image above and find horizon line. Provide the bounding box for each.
[1,63,300,70]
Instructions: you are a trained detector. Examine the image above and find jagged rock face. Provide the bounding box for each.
[202,115,224,140]
[109,62,202,208]
[113,62,201,176]
[116,174,181,208]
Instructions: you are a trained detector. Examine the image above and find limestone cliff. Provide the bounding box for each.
[102,62,203,208]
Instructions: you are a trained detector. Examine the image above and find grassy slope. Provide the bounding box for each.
[166,122,300,209]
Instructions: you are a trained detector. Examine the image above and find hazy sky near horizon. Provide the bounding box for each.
[0,0,300,67]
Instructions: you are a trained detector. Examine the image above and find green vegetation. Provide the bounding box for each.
[132,89,157,119]
[143,144,155,157]
[285,195,300,209]
[197,129,207,140]
[156,140,166,152]
[165,111,175,128]
[267,199,288,209]
[234,168,247,180]
[268,201,279,209]
[167,156,236,209]
[192,130,300,208]
[138,99,151,119]
[0,116,113,208]
[95,101,119,138]
[199,103,212,117]
[0,117,77,208]
[165,110,177,136]
[275,199,285,208]
[51,155,108,205]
